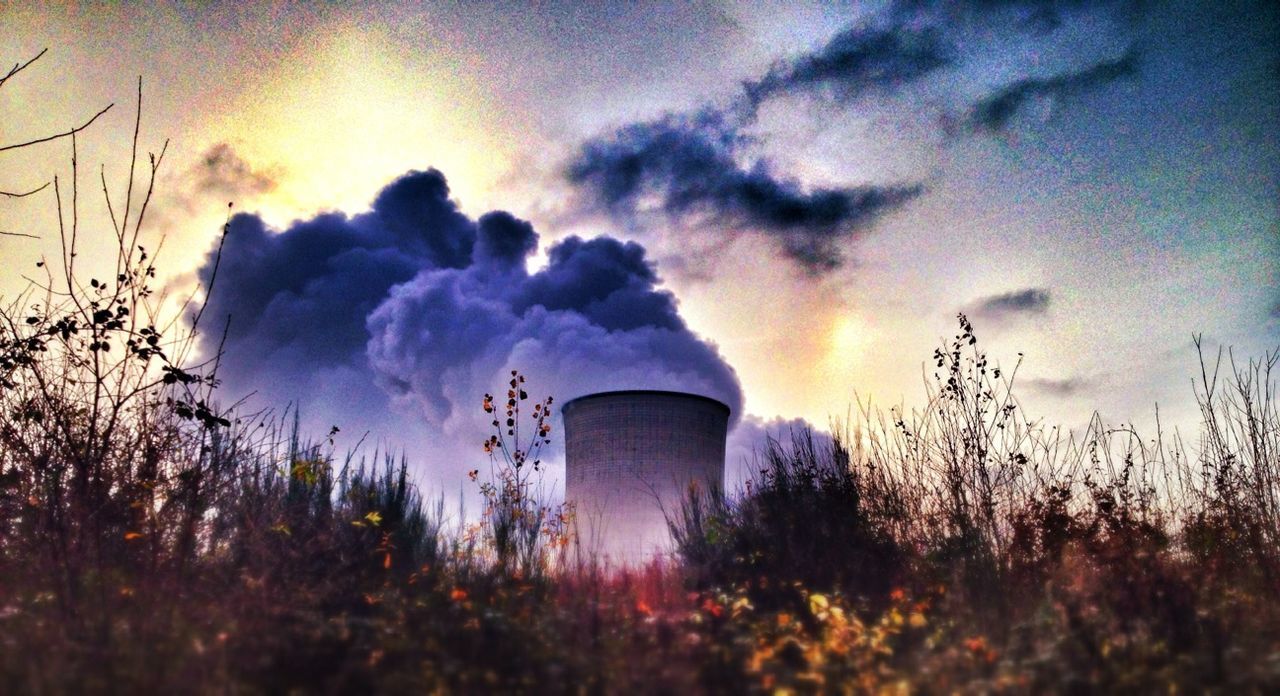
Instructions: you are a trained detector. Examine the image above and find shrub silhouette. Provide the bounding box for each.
[671,428,904,611]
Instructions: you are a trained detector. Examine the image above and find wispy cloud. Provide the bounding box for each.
[566,113,923,273]
[1023,375,1089,397]
[972,287,1051,319]
[962,51,1139,133]
[739,25,951,116]
[188,142,277,199]
[568,0,1145,275]
[566,14,948,275]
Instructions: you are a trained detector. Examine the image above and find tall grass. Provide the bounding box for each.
[667,316,1280,690]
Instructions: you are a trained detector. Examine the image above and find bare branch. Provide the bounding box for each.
[0,181,50,198]
[0,103,114,154]
[0,230,40,239]
[120,76,142,242]
[190,203,233,332]
[0,47,47,90]
[70,131,79,281]
[129,138,167,254]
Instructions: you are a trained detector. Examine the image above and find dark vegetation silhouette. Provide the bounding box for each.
[1,51,1278,692]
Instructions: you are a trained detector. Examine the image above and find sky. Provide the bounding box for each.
[2,0,1277,495]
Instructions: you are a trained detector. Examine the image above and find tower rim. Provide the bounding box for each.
[560,389,731,418]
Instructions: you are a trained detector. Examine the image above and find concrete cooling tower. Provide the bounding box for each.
[562,390,730,564]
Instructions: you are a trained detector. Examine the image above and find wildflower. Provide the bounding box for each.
[451,587,469,602]
[809,593,832,621]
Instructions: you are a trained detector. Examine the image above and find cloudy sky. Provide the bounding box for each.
[2,0,1277,491]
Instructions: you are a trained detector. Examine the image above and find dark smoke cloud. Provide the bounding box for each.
[567,113,923,272]
[364,228,742,430]
[740,25,951,115]
[197,169,471,384]
[513,235,683,332]
[159,143,278,226]
[963,51,1139,133]
[566,16,949,276]
[1024,375,1090,396]
[197,168,742,459]
[191,143,277,198]
[972,287,1051,319]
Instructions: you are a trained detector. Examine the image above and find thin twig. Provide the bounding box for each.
[129,138,167,252]
[70,131,79,281]
[0,47,47,89]
[120,77,142,246]
[105,164,127,281]
[0,103,113,154]
[0,181,50,198]
[190,204,232,332]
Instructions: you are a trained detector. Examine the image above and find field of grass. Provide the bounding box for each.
[2,56,1278,694]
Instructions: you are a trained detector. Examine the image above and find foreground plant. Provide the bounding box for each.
[474,370,573,578]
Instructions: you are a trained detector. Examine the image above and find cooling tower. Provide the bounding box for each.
[562,390,730,564]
